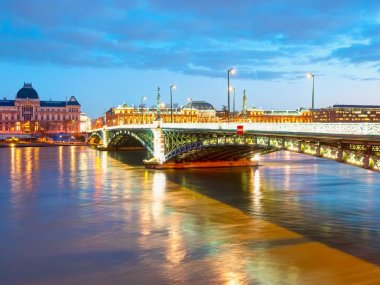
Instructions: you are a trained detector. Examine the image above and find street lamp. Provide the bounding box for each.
[232,86,236,119]
[156,86,161,121]
[141,96,147,109]
[170,84,176,123]
[187,98,193,123]
[141,96,147,124]
[306,72,315,122]
[227,68,236,122]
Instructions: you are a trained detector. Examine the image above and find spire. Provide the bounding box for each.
[242,89,247,118]
[156,86,161,120]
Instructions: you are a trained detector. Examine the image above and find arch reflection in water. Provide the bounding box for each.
[250,168,262,214]
[152,171,166,220]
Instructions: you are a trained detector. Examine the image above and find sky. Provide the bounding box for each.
[1,0,380,118]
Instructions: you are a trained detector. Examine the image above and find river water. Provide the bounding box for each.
[1,146,380,284]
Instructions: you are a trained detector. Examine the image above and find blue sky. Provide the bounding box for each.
[1,0,380,118]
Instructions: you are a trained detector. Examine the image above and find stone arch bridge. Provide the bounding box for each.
[88,122,380,171]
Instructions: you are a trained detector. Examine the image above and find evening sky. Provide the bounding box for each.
[1,0,380,117]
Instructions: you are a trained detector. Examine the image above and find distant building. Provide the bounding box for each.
[104,100,217,127]
[314,105,380,122]
[80,112,92,132]
[92,117,105,129]
[245,107,312,123]
[0,83,81,134]
[182,101,217,122]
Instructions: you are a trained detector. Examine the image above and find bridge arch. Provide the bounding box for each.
[88,132,104,146]
[162,131,277,162]
[107,129,155,155]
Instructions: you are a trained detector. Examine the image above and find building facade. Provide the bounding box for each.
[314,105,380,122]
[244,107,312,123]
[80,112,92,132]
[103,101,217,127]
[0,83,81,134]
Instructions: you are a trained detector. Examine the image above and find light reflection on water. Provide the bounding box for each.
[1,147,380,284]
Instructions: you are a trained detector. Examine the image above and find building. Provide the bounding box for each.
[0,83,81,134]
[244,107,312,123]
[182,101,217,123]
[314,105,380,122]
[80,112,92,132]
[104,100,217,127]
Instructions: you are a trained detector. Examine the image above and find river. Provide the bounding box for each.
[1,146,380,284]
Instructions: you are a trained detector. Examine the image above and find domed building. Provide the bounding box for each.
[0,83,81,134]
[16,83,40,100]
[182,101,217,122]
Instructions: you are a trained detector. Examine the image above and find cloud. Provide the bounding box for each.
[1,0,380,80]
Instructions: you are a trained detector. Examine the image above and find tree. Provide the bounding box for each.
[38,120,52,136]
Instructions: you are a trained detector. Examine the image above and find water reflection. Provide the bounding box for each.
[1,147,380,284]
[250,168,262,214]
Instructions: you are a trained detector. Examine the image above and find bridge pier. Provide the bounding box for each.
[363,154,370,169]
[315,143,321,157]
[337,148,343,162]
[144,160,259,169]
[97,128,109,150]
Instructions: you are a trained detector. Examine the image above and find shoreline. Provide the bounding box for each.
[0,142,88,148]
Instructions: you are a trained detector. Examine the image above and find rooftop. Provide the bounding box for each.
[333,104,380,109]
[183,101,215,110]
[16,83,39,100]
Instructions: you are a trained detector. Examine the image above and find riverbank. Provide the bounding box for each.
[0,142,88,148]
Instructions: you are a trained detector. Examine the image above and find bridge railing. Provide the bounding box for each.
[161,123,380,136]
[89,122,380,136]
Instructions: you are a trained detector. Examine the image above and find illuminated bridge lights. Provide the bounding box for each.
[269,138,283,149]
[344,151,365,166]
[285,141,300,152]
[370,157,380,170]
[303,144,318,155]
[88,122,380,171]
[321,147,339,160]
[350,144,366,151]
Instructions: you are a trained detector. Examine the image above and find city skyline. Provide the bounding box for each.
[1,1,380,118]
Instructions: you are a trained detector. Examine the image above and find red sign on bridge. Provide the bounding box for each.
[237,125,244,135]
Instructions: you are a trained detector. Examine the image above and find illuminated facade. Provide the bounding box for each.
[244,107,312,123]
[314,105,380,122]
[104,101,217,127]
[80,112,92,132]
[0,83,81,134]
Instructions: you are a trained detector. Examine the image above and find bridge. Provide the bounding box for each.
[88,122,380,171]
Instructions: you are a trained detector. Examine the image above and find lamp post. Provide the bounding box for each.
[306,72,315,122]
[170,84,176,123]
[187,98,193,123]
[156,87,161,121]
[232,87,236,119]
[141,96,146,124]
[227,68,236,122]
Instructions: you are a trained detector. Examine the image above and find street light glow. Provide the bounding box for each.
[170,84,176,123]
[306,72,314,80]
[227,68,236,122]
[306,72,315,122]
